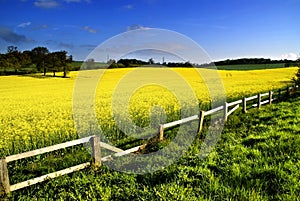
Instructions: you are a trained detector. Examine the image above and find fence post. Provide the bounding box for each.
[278,89,281,100]
[90,136,101,167]
[197,111,205,133]
[257,93,261,109]
[286,86,290,97]
[159,125,164,141]
[243,97,247,113]
[0,158,10,195]
[224,102,228,121]
[269,91,273,105]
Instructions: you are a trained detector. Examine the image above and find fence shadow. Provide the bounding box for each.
[19,74,70,79]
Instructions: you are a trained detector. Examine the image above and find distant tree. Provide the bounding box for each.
[0,54,10,73]
[148,58,154,65]
[107,59,115,65]
[117,59,129,67]
[183,61,193,67]
[44,51,71,77]
[293,57,300,85]
[45,52,58,76]
[63,54,72,78]
[107,59,117,68]
[85,58,95,69]
[5,48,31,73]
[31,47,49,72]
[7,46,18,53]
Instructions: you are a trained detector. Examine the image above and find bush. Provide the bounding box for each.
[293,62,300,85]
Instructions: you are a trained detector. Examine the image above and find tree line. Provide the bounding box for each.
[201,58,299,67]
[0,46,72,77]
[106,58,193,68]
[108,57,298,68]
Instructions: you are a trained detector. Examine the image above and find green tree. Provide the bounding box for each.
[44,51,71,77]
[7,46,17,53]
[148,58,154,65]
[63,55,72,78]
[31,47,49,72]
[45,52,59,77]
[293,57,300,85]
[5,48,31,73]
[0,54,10,73]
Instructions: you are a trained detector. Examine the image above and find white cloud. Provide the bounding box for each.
[281,53,299,60]
[127,24,150,31]
[34,0,60,9]
[81,26,97,33]
[18,22,31,28]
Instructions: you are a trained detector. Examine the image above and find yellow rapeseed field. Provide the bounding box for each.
[0,67,297,156]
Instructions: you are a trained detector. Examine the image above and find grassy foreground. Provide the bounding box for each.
[5,95,300,200]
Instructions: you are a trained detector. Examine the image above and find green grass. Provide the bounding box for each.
[5,96,300,200]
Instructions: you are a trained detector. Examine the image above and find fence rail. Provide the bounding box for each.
[1,85,298,195]
[10,162,91,192]
[6,136,93,163]
[0,135,143,195]
[158,85,298,140]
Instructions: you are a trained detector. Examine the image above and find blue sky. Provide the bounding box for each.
[0,0,299,62]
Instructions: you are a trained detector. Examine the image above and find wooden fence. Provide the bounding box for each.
[0,136,144,194]
[1,85,298,195]
[159,85,298,140]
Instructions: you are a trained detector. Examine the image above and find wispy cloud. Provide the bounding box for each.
[64,0,91,2]
[37,24,49,29]
[127,24,150,31]
[0,26,33,44]
[17,21,31,28]
[80,44,97,48]
[123,4,133,9]
[59,42,74,49]
[81,26,97,33]
[44,40,74,50]
[80,44,97,51]
[282,53,299,60]
[210,25,229,30]
[34,0,60,9]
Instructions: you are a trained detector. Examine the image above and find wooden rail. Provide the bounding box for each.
[6,136,93,163]
[204,105,224,116]
[10,162,91,192]
[158,85,298,140]
[0,135,141,194]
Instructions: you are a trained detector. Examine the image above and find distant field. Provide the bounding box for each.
[0,62,295,75]
[215,63,289,70]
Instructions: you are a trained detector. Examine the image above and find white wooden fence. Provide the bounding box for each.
[159,85,298,140]
[1,85,298,195]
[0,136,144,194]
